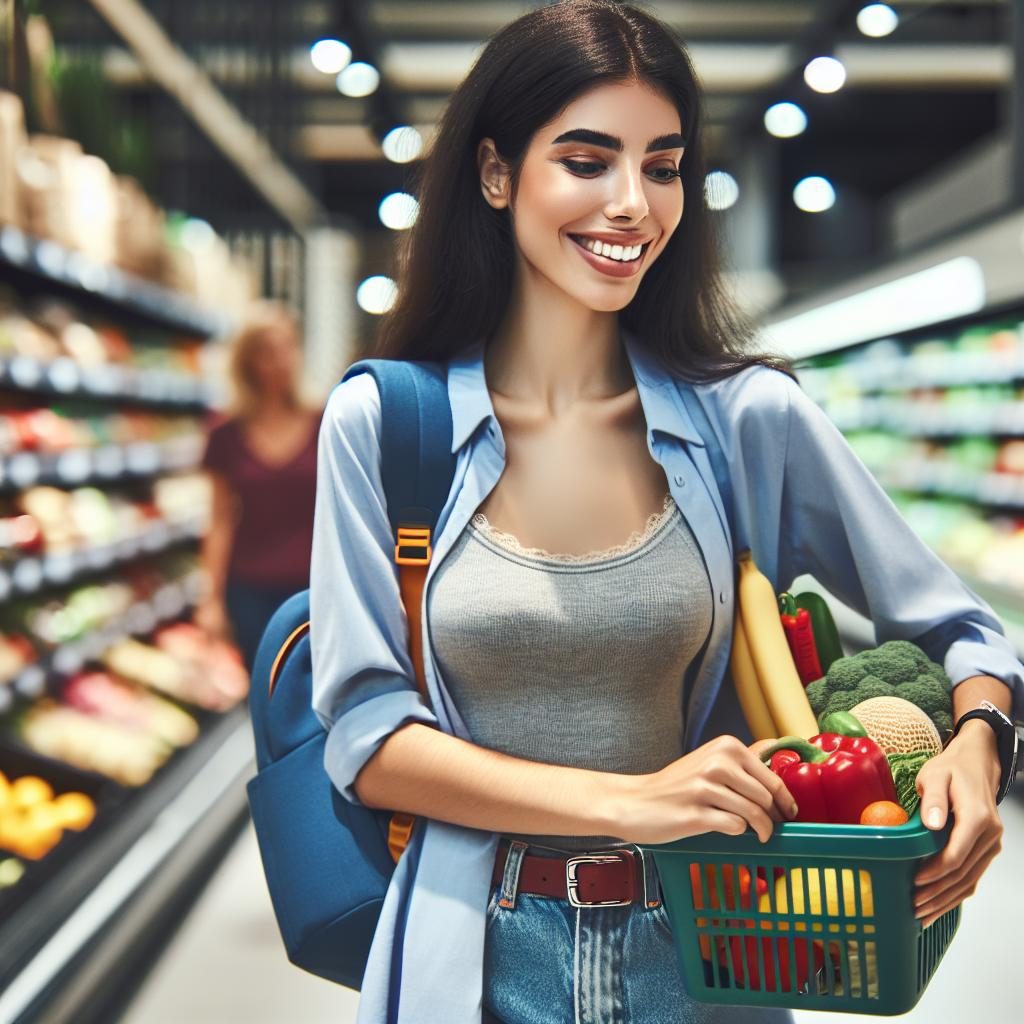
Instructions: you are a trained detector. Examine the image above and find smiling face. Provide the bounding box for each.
[478,78,686,314]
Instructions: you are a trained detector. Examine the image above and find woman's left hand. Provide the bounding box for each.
[912,721,1004,927]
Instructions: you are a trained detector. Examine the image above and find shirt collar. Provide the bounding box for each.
[445,328,705,454]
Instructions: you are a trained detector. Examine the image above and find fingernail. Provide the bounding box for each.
[788,803,799,820]
[926,808,943,828]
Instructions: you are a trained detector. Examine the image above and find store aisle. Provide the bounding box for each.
[122,822,358,1024]
[124,788,1023,1024]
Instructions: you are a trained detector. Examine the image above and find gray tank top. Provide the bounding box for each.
[427,494,713,850]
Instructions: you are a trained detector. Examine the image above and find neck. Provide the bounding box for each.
[250,393,296,418]
[484,278,632,415]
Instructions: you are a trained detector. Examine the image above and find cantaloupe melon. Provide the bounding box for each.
[848,696,942,755]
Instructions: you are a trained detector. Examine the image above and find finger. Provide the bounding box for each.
[701,809,749,839]
[917,763,952,831]
[916,845,999,926]
[711,787,776,844]
[740,749,799,819]
[915,810,999,888]
[915,830,999,907]
[716,762,785,822]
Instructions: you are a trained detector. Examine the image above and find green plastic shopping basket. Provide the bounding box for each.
[641,809,961,1016]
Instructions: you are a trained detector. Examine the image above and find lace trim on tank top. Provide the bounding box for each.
[470,492,677,565]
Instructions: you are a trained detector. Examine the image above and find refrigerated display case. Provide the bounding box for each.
[0,227,253,1024]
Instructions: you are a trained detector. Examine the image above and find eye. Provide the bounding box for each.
[560,159,682,184]
[648,166,682,184]
[561,159,604,176]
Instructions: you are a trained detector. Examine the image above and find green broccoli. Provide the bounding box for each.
[895,679,949,719]
[812,641,952,736]
[805,677,829,716]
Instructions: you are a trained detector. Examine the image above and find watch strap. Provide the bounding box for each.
[951,702,1019,804]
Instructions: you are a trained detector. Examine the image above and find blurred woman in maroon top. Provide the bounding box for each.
[196,301,322,670]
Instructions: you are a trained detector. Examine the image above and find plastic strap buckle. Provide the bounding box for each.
[395,526,432,566]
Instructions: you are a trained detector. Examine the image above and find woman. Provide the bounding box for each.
[197,301,321,671]
[309,3,1022,1022]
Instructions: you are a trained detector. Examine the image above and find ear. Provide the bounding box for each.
[477,138,511,209]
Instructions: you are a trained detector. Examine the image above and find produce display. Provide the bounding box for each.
[0,769,95,860]
[797,318,1024,606]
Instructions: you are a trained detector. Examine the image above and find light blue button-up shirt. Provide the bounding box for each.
[310,328,1024,1024]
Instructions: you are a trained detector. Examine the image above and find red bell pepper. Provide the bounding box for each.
[778,592,824,686]
[760,733,898,824]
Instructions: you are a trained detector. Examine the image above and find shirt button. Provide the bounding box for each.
[488,425,496,437]
[673,474,685,486]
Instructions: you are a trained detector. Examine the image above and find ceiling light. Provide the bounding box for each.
[310,39,351,75]
[705,171,739,211]
[793,176,836,212]
[764,102,808,139]
[804,56,846,94]
[381,126,424,163]
[337,62,380,98]
[379,192,419,231]
[857,4,899,38]
[763,258,986,359]
[357,276,398,315]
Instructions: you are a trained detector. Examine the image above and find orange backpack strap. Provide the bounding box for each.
[387,533,432,862]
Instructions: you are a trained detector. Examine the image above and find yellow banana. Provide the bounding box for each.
[736,550,818,739]
[730,604,778,740]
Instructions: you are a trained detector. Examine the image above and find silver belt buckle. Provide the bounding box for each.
[565,851,632,908]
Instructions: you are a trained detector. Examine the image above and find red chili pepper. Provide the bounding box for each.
[760,735,897,824]
[778,592,824,686]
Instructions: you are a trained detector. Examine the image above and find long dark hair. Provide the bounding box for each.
[373,0,794,383]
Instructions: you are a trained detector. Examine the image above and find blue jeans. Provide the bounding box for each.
[483,842,795,1024]
[225,581,298,672]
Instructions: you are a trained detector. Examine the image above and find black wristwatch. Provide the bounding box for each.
[950,699,1020,804]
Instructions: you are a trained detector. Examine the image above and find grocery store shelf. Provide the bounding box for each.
[0,568,204,709]
[871,464,1024,510]
[798,349,1024,395]
[793,573,1024,663]
[0,515,205,601]
[827,402,1024,438]
[0,438,203,493]
[0,227,228,340]
[0,355,215,410]
[0,706,253,1024]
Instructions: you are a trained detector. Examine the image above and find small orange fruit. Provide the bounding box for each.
[859,800,909,827]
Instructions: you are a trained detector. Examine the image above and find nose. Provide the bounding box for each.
[603,164,649,223]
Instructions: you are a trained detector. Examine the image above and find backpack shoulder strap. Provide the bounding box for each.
[342,359,457,693]
[341,359,456,863]
[342,359,457,560]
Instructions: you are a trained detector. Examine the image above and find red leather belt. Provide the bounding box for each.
[491,843,659,909]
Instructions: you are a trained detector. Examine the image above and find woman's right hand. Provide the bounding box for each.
[615,735,798,846]
[194,596,230,640]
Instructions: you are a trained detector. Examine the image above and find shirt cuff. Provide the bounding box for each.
[945,632,1024,722]
[324,688,439,805]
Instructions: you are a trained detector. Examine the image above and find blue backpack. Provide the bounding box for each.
[246,359,456,989]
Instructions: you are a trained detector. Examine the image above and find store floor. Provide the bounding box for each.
[124,790,1024,1024]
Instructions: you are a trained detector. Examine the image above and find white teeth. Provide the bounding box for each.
[577,236,643,262]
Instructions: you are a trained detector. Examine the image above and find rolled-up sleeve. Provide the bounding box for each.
[310,373,439,804]
[774,373,1024,720]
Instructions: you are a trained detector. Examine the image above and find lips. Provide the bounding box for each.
[567,233,650,278]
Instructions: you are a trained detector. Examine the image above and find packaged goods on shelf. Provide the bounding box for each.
[797,315,1024,621]
[0,92,26,226]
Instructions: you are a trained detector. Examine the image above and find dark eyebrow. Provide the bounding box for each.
[551,128,687,153]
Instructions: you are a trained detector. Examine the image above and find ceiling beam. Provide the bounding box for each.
[87,0,326,232]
